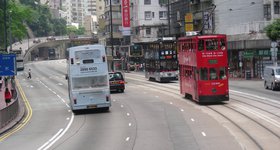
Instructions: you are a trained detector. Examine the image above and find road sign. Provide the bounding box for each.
[0,54,17,76]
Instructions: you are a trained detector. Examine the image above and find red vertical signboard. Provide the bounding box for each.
[121,0,131,35]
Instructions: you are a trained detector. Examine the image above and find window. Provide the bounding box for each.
[159,0,168,5]
[206,39,218,50]
[146,27,151,35]
[264,4,271,20]
[73,75,108,90]
[219,67,227,79]
[200,68,208,80]
[198,40,204,51]
[159,11,167,19]
[144,0,151,5]
[275,1,280,14]
[145,11,152,20]
[209,68,218,80]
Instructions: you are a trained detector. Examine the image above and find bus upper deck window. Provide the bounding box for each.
[198,40,204,51]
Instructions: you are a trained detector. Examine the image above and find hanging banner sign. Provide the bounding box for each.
[122,0,131,35]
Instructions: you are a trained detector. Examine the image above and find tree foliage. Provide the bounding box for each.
[0,1,34,49]
[265,19,280,41]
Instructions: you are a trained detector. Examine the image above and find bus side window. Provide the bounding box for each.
[200,68,208,80]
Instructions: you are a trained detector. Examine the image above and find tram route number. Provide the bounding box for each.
[80,67,97,72]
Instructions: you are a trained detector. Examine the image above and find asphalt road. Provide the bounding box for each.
[2,60,279,150]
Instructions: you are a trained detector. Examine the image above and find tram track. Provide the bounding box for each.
[125,73,280,149]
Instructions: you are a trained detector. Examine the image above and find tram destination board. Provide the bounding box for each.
[0,54,17,76]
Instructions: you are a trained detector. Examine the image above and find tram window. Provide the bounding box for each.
[200,68,208,80]
[219,67,227,79]
[209,68,218,80]
[220,39,226,50]
[198,40,204,51]
[206,39,218,50]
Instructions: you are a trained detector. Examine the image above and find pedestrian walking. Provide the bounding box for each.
[5,88,12,106]
[27,69,32,79]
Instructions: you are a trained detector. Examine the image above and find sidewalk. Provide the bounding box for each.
[0,81,14,110]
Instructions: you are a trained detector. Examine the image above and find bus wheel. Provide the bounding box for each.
[103,107,110,112]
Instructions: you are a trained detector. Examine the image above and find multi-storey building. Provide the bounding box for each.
[131,0,168,43]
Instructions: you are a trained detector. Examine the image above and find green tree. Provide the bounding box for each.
[265,19,280,41]
[0,1,33,49]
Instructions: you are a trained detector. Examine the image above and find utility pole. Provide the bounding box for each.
[4,0,8,52]
[9,10,12,53]
[167,0,171,36]
[110,0,114,71]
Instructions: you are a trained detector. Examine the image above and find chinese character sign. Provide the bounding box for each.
[0,54,17,76]
[122,0,131,35]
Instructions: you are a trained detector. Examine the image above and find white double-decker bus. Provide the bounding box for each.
[66,44,111,112]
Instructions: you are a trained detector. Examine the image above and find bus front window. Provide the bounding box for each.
[209,68,218,80]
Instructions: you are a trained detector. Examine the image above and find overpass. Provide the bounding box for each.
[24,37,98,62]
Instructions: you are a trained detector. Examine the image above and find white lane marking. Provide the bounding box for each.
[126,113,130,116]
[58,83,63,86]
[53,91,57,95]
[38,113,74,150]
[230,90,280,104]
[125,137,130,141]
[201,132,206,136]
[128,123,132,127]
[38,129,63,150]
[68,110,71,112]
[155,96,159,98]
[113,99,116,102]
[170,102,173,105]
[235,104,280,128]
[66,117,70,120]
[191,118,195,122]
[121,105,124,108]
[180,109,184,112]
[30,85,34,88]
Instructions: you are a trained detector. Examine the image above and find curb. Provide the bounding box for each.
[0,89,26,135]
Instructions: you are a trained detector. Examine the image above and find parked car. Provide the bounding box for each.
[46,36,56,41]
[33,38,41,43]
[109,72,125,92]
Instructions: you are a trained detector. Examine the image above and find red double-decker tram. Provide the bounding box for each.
[178,34,229,103]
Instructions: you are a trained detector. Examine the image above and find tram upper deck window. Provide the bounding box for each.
[220,39,226,50]
[198,40,204,51]
[200,68,208,80]
[206,39,218,50]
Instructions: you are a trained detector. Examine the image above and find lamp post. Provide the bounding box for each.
[8,10,12,53]
[167,0,171,36]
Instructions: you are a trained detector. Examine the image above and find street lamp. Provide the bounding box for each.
[3,0,8,52]
[8,10,12,53]
[109,0,114,71]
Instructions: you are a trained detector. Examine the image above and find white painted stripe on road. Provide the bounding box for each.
[38,129,63,150]
[66,117,70,120]
[191,118,195,122]
[230,90,280,104]
[126,113,130,116]
[180,109,184,112]
[170,102,173,105]
[155,96,159,98]
[125,137,130,141]
[121,105,124,108]
[113,99,116,102]
[235,104,280,128]
[129,123,132,126]
[39,113,74,150]
[201,132,206,136]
